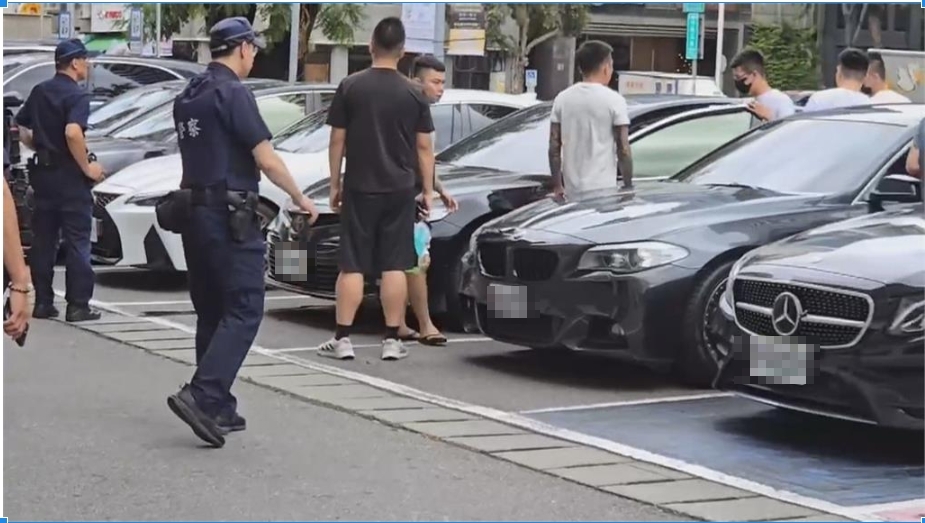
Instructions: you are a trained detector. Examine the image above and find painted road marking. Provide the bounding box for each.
[519,393,734,414]
[57,290,898,522]
[101,295,313,307]
[267,337,492,352]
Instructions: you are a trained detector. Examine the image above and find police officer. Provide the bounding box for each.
[14,39,104,322]
[165,17,319,448]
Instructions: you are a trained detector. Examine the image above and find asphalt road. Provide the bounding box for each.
[5,313,684,521]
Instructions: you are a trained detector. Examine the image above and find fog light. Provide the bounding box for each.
[610,324,625,337]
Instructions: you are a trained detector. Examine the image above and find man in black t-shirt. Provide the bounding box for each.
[319,17,435,362]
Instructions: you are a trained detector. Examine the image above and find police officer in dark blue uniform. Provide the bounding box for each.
[15,39,104,323]
[164,17,318,448]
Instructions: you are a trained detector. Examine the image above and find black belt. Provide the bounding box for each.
[189,186,251,207]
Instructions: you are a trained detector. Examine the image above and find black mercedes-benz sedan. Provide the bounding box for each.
[459,104,925,386]
[266,96,753,328]
[712,203,924,430]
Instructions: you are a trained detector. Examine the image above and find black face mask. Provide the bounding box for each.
[734,78,751,95]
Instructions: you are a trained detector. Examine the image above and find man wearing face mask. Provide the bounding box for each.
[803,48,871,113]
[730,49,795,122]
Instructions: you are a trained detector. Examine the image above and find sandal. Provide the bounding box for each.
[419,333,448,346]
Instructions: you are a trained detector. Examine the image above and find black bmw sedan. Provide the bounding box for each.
[266,96,752,328]
[712,203,924,430]
[459,104,925,386]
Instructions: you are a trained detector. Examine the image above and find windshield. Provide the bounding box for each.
[110,108,175,142]
[436,104,551,173]
[88,88,177,132]
[273,108,330,154]
[674,119,909,194]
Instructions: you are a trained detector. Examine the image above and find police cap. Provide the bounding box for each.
[209,17,266,53]
[55,38,88,63]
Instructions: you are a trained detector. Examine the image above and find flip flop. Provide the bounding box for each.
[399,330,420,342]
[419,333,448,346]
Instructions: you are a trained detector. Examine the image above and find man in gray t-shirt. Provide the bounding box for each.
[729,49,795,122]
[549,40,633,199]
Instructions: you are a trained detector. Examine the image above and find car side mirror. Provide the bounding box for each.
[3,92,24,109]
[868,174,922,213]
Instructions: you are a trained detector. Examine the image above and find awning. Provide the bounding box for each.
[84,35,127,53]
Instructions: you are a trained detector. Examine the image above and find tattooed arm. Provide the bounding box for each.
[615,125,633,189]
[549,122,564,196]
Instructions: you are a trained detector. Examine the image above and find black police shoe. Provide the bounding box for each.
[216,412,247,434]
[167,385,225,448]
[65,305,102,322]
[33,304,60,319]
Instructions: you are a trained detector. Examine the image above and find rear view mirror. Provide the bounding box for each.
[868,174,922,213]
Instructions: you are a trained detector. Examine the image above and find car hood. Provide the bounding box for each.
[93,151,327,208]
[740,204,925,286]
[482,182,819,244]
[87,137,172,173]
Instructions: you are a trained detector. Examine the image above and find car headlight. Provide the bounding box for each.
[577,241,689,274]
[888,297,925,336]
[125,191,167,206]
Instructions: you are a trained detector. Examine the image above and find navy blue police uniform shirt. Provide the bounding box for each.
[326,68,434,195]
[174,62,272,193]
[14,73,92,200]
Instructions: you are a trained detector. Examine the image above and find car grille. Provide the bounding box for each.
[733,278,872,348]
[477,242,560,282]
[513,248,558,282]
[266,230,340,294]
[91,193,123,260]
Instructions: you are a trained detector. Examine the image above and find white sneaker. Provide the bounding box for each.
[317,337,355,360]
[381,338,408,361]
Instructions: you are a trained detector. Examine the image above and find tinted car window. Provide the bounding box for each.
[632,110,754,178]
[437,104,551,173]
[432,104,464,151]
[5,63,55,100]
[465,104,518,135]
[273,109,331,154]
[675,119,910,195]
[259,93,310,135]
[90,63,177,99]
[87,87,179,134]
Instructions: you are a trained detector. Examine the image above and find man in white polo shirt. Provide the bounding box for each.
[549,40,633,200]
[864,52,912,104]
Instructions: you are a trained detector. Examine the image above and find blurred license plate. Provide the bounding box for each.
[748,335,814,386]
[90,219,101,243]
[274,242,308,280]
[488,283,528,319]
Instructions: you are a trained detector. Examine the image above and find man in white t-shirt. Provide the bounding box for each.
[803,48,872,113]
[864,52,912,104]
[729,49,796,122]
[549,40,632,199]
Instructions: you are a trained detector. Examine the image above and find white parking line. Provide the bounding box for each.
[63,291,873,522]
[102,296,313,307]
[518,393,734,414]
[268,337,492,352]
[58,266,140,274]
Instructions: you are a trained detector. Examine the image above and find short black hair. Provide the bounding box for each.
[413,54,445,78]
[372,16,405,56]
[867,51,886,79]
[575,40,613,77]
[730,49,765,76]
[838,48,869,80]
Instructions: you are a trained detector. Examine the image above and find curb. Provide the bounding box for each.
[51,297,865,523]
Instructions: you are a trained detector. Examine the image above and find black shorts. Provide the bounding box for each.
[339,189,416,274]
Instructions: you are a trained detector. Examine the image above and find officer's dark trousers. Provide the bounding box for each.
[30,200,95,308]
[181,205,265,418]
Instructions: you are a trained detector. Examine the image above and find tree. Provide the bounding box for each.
[485,4,589,94]
[840,3,883,48]
[130,3,363,77]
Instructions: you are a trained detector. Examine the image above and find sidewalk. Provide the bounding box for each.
[4,320,685,521]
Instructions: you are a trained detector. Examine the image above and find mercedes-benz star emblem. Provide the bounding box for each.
[771,292,803,336]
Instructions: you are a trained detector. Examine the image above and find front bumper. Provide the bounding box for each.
[713,282,924,431]
[458,234,698,363]
[91,194,186,271]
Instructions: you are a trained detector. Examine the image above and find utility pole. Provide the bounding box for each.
[155,4,162,57]
[433,3,446,62]
[715,4,726,90]
[288,3,299,83]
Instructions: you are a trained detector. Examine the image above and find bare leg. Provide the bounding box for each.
[407,271,440,337]
[335,272,365,326]
[379,270,408,329]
